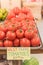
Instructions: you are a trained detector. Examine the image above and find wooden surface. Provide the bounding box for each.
[0,48,43,55]
[31,49,43,54]
[0,45,43,54]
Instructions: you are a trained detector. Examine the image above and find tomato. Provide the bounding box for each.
[4,40,13,47]
[12,7,21,15]
[15,22,22,29]
[6,31,16,40]
[8,24,17,31]
[26,13,34,20]
[21,20,27,26]
[7,12,15,20]
[0,41,3,47]
[31,37,40,47]
[4,20,9,24]
[33,33,38,38]
[20,38,30,47]
[34,28,38,33]
[28,26,33,30]
[25,30,34,39]
[0,24,8,33]
[26,20,30,25]
[29,20,35,24]
[21,7,31,14]
[17,13,26,21]
[11,18,18,23]
[14,38,19,47]
[29,22,35,27]
[22,25,28,31]
[0,31,5,40]
[16,29,24,38]
[8,25,14,31]
[0,24,3,31]
[17,22,22,28]
[31,0,36,2]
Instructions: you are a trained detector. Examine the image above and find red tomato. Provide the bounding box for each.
[29,22,35,27]
[7,12,15,20]
[29,20,35,24]
[33,33,38,38]
[17,13,26,21]
[6,31,16,40]
[12,7,21,15]
[4,40,13,47]
[14,38,19,47]
[0,24,8,33]
[31,0,36,2]
[22,25,28,31]
[0,41,3,47]
[4,20,9,24]
[0,24,3,31]
[15,22,22,29]
[0,31,5,40]
[25,30,34,39]
[26,20,29,25]
[20,38,30,47]
[34,28,38,33]
[21,20,27,26]
[8,24,17,31]
[17,22,22,28]
[11,18,18,23]
[28,26,33,30]
[31,37,40,47]
[21,7,31,14]
[26,13,34,20]
[16,29,24,38]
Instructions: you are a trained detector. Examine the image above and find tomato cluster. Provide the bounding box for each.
[0,7,41,47]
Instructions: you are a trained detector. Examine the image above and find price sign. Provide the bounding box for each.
[7,47,30,60]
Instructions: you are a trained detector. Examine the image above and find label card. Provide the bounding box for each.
[7,47,30,60]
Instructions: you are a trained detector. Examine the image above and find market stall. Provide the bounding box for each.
[0,0,43,65]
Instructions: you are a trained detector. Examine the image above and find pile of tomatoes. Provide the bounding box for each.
[0,7,41,47]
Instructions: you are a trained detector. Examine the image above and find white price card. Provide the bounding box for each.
[7,47,30,60]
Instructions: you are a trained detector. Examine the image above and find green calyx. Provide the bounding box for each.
[19,29,22,33]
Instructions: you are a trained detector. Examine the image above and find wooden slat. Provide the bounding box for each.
[0,50,6,55]
[31,49,43,54]
[0,49,43,55]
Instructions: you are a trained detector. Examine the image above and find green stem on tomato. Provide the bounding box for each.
[20,29,22,33]
[26,20,29,22]
[28,30,31,32]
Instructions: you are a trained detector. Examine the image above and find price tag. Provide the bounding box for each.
[7,47,30,60]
